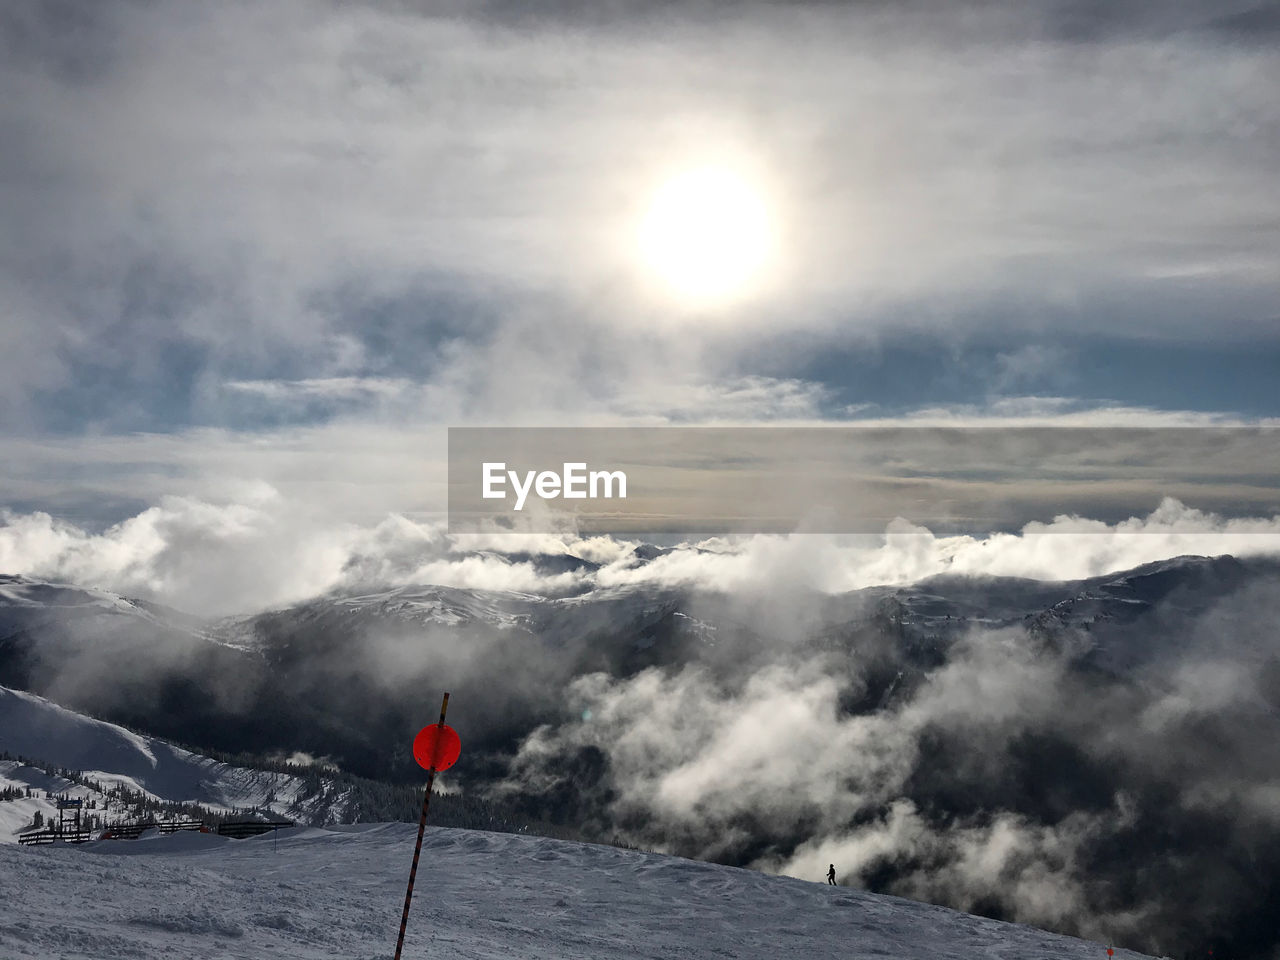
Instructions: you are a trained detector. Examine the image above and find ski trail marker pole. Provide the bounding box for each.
[394,691,462,960]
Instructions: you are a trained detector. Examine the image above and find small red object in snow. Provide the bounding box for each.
[412,723,461,771]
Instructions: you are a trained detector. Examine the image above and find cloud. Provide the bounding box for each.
[222,377,413,401]
[2,492,1279,616]
[0,492,358,615]
[991,346,1074,395]
[610,376,833,424]
[594,498,1280,594]
[495,572,1280,957]
[1,0,1277,434]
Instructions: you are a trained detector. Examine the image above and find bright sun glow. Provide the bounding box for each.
[637,168,774,305]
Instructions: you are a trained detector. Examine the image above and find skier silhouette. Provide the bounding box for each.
[827,864,836,885]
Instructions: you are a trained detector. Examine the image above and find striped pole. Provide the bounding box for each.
[393,691,450,960]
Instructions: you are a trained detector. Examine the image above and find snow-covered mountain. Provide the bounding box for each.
[0,821,1155,960]
[209,583,553,652]
[0,573,210,643]
[0,684,351,840]
[0,553,1273,787]
[2,554,1278,959]
[4,552,1263,665]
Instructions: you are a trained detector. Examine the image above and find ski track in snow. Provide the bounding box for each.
[0,824,1153,960]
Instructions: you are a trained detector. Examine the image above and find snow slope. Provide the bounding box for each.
[0,576,192,628]
[0,685,345,839]
[0,823,1154,960]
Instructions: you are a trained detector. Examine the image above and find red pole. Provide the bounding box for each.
[393,691,450,960]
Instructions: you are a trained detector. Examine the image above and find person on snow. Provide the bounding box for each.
[827,864,837,885]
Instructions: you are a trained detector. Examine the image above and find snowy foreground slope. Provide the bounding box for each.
[0,824,1153,960]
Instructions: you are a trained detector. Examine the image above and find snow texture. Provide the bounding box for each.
[0,823,1154,960]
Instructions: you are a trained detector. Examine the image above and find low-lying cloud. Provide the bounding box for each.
[2,494,1280,615]
[498,576,1280,959]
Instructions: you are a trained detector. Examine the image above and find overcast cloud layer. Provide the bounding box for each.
[2,1,1278,529]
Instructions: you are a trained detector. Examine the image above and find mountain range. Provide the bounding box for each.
[2,553,1278,959]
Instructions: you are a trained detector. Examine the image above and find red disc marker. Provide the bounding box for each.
[413,723,461,771]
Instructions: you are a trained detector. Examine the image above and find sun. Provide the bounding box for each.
[637,168,774,306]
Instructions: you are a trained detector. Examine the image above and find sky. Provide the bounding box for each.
[1,0,1278,584]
